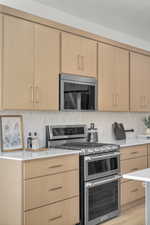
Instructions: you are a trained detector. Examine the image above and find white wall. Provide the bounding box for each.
[0,0,150,50]
[0,111,147,148]
[0,0,149,148]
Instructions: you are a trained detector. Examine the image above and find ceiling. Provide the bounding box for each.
[34,0,150,42]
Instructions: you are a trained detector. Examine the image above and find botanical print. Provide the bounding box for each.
[1,116,23,151]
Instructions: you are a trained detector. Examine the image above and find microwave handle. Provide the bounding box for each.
[85,152,120,161]
[86,175,121,188]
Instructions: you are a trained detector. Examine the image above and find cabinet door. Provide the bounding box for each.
[3,16,34,110]
[98,43,129,111]
[34,24,60,110]
[61,32,97,77]
[0,14,2,109]
[130,53,150,112]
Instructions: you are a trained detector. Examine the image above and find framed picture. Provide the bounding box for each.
[0,115,24,152]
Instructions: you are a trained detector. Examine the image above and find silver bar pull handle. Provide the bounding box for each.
[48,164,62,169]
[48,186,62,192]
[86,175,121,188]
[30,86,34,103]
[48,215,62,222]
[85,152,120,161]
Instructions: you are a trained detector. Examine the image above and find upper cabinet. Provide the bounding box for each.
[98,43,129,111]
[0,14,2,109]
[34,24,59,110]
[130,53,150,112]
[3,16,60,110]
[61,32,97,77]
[3,15,35,110]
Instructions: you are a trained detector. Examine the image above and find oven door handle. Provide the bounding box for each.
[85,152,120,161]
[86,175,121,188]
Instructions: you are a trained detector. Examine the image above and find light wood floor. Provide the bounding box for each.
[102,203,145,225]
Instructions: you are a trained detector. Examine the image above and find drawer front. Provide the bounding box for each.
[25,197,79,225]
[148,144,150,156]
[121,156,147,175]
[148,155,150,168]
[24,170,79,210]
[121,145,147,160]
[121,180,144,205]
[24,154,79,179]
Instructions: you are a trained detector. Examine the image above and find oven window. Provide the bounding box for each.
[88,157,118,176]
[64,82,95,110]
[88,180,118,221]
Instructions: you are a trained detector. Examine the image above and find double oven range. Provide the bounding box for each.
[46,125,121,225]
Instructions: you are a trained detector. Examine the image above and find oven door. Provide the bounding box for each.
[85,175,121,225]
[60,73,97,111]
[84,152,120,181]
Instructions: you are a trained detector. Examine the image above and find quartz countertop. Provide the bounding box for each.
[101,137,150,148]
[123,168,150,183]
[0,148,81,161]
[1,137,150,161]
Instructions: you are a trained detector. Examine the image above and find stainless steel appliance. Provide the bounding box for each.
[46,125,120,225]
[59,73,97,111]
[87,123,98,143]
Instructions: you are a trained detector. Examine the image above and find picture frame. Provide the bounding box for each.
[0,115,24,152]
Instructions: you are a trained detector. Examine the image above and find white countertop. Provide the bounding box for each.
[0,148,81,161]
[101,137,150,148]
[1,137,150,161]
[123,168,150,183]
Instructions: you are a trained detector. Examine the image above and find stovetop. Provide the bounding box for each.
[56,142,120,155]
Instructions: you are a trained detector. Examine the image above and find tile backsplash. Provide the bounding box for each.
[0,111,148,148]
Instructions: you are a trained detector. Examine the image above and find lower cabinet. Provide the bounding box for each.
[121,180,144,205]
[121,145,147,207]
[25,197,79,225]
[0,154,79,225]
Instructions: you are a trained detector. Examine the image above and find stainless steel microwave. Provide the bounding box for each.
[59,73,97,111]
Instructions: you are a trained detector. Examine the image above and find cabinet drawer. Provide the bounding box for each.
[25,197,79,225]
[121,156,147,175]
[148,155,150,168]
[121,180,144,205]
[24,170,79,210]
[24,154,79,179]
[121,145,147,160]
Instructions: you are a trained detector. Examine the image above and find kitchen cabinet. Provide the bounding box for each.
[148,144,150,167]
[0,14,2,109]
[34,24,59,110]
[130,52,150,112]
[3,15,60,110]
[61,32,97,77]
[121,145,147,206]
[0,154,79,225]
[98,43,129,111]
[121,180,144,206]
[3,15,35,110]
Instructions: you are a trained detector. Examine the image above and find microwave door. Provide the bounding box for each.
[64,92,77,109]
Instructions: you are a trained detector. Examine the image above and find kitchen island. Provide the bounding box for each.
[0,149,80,225]
[123,168,150,225]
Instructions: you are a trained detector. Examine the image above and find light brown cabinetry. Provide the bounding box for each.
[0,154,79,225]
[34,24,59,110]
[3,15,60,110]
[24,170,79,210]
[121,180,144,206]
[61,32,97,77]
[148,144,150,167]
[121,145,147,206]
[98,43,129,111]
[130,52,150,112]
[25,197,79,225]
[3,15,35,110]
[0,14,2,109]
